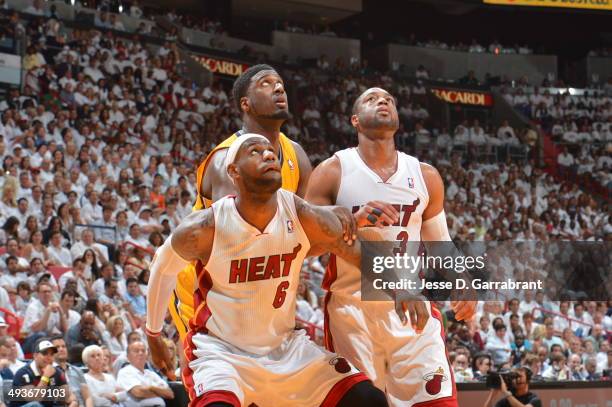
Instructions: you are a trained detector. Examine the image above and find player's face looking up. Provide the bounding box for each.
[229,139,282,193]
[243,70,290,120]
[351,87,399,133]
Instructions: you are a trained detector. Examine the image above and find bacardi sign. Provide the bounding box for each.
[432,88,493,107]
[192,55,250,77]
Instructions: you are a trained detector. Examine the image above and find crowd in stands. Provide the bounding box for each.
[500,85,612,190]
[588,47,612,58]
[0,2,610,405]
[279,21,339,38]
[394,34,533,55]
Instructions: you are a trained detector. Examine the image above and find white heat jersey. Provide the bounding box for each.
[325,148,429,298]
[194,189,311,355]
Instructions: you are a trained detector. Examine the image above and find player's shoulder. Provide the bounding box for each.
[312,154,341,175]
[181,204,216,229]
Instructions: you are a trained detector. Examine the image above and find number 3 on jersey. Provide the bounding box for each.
[273,281,290,308]
[394,231,409,255]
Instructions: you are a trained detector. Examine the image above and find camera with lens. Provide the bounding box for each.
[485,370,518,392]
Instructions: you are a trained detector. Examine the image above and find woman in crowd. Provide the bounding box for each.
[0,177,18,222]
[486,323,513,367]
[83,344,127,407]
[57,202,74,237]
[18,215,38,245]
[102,315,128,359]
[0,216,20,245]
[14,281,32,316]
[147,231,163,249]
[137,268,149,297]
[83,248,101,281]
[22,230,50,264]
[42,216,71,247]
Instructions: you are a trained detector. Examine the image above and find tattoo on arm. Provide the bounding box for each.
[172,210,215,262]
[296,197,360,267]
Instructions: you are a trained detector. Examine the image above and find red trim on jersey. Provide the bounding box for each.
[191,390,241,407]
[182,261,215,404]
[320,373,369,407]
[189,261,213,332]
[323,291,335,352]
[412,305,458,407]
[322,255,338,352]
[321,254,337,291]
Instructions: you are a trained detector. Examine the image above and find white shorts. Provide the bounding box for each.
[183,329,368,407]
[324,294,457,407]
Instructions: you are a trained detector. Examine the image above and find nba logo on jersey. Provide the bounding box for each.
[407,177,415,188]
[287,159,295,170]
[287,220,294,233]
[195,383,205,397]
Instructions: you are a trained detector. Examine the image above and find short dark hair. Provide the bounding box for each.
[126,277,138,286]
[60,289,77,300]
[351,93,364,116]
[104,278,118,289]
[49,334,65,343]
[232,64,276,111]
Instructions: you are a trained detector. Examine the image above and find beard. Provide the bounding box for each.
[242,171,282,194]
[360,113,399,131]
[258,109,291,121]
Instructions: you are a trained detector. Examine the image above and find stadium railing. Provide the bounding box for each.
[531,306,611,336]
[295,317,323,342]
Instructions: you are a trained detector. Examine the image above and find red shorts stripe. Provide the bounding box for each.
[320,372,370,407]
[415,304,457,407]
[183,262,214,404]
[191,390,240,407]
[322,255,338,352]
[182,330,198,402]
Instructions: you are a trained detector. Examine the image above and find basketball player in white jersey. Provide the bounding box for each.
[305,87,477,407]
[145,134,392,407]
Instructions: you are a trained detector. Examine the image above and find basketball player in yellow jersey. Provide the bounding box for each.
[147,64,357,377]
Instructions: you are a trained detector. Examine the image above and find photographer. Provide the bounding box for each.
[483,367,542,407]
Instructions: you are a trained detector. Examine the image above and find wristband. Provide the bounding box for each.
[41,376,50,384]
[145,325,162,337]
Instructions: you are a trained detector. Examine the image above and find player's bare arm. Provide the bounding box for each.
[420,162,477,321]
[201,148,237,203]
[306,156,400,230]
[294,194,361,267]
[171,209,215,264]
[145,210,215,344]
[292,141,313,198]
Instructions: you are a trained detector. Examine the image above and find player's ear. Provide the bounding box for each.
[227,163,239,183]
[350,114,359,129]
[240,97,250,114]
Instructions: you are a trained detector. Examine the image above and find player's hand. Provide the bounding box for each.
[354,201,399,228]
[146,334,177,381]
[393,291,429,333]
[450,281,477,321]
[451,300,477,321]
[331,206,357,246]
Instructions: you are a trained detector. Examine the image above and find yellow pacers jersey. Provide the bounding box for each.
[169,131,301,340]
